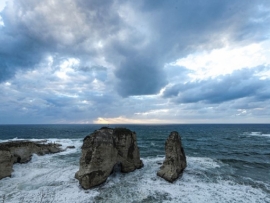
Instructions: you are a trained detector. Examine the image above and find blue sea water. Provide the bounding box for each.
[0,124,269,203]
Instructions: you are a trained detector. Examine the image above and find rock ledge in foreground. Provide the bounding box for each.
[0,141,63,180]
[75,127,143,189]
[157,131,187,182]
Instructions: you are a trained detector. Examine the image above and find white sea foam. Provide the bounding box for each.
[0,138,96,203]
[261,134,270,137]
[150,142,156,146]
[94,156,269,203]
[187,156,221,169]
[250,132,262,136]
[0,140,269,203]
[244,131,270,138]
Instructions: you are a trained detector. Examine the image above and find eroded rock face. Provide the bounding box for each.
[75,127,143,189]
[0,147,13,180]
[75,128,118,189]
[157,131,187,182]
[113,128,143,173]
[0,141,63,180]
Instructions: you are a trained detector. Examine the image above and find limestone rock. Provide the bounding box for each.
[157,131,187,182]
[75,127,143,189]
[66,146,75,149]
[2,141,63,163]
[0,146,13,180]
[112,128,143,173]
[75,128,118,189]
[0,141,63,180]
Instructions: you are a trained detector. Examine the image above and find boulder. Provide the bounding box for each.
[75,127,143,189]
[66,146,76,149]
[0,141,63,180]
[157,131,187,182]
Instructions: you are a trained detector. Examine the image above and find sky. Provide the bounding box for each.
[0,0,270,124]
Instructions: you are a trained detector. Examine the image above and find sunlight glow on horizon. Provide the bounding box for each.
[93,117,182,124]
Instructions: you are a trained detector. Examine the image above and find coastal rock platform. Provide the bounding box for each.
[0,141,64,180]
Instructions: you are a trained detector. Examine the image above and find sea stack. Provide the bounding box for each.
[157,131,187,182]
[75,127,143,189]
[0,141,63,180]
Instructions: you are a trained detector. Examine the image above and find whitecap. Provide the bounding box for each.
[244,132,270,138]
[187,156,221,169]
[261,134,270,137]
[90,156,269,203]
[0,150,269,202]
[150,142,156,146]
[250,132,262,135]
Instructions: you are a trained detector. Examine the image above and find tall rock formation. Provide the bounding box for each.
[0,141,63,180]
[75,127,143,189]
[157,131,187,182]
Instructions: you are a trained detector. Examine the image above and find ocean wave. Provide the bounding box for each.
[0,153,269,203]
[243,132,270,138]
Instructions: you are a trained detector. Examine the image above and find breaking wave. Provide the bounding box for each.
[0,138,269,203]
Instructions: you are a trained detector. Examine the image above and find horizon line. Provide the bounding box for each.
[0,123,269,125]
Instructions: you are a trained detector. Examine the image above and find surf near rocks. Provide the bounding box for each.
[0,140,65,180]
[75,127,143,189]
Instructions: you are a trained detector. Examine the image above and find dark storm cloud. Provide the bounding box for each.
[0,0,123,81]
[0,27,45,81]
[133,0,270,55]
[115,54,166,96]
[1,0,270,97]
[112,0,270,96]
[163,66,270,104]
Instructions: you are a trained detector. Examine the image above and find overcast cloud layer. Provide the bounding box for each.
[0,0,270,124]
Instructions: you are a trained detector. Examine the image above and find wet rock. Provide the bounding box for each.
[0,141,63,180]
[75,127,143,189]
[157,131,187,182]
[66,146,75,149]
[0,146,13,179]
[2,141,63,163]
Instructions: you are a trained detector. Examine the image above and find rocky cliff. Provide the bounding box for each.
[75,127,143,189]
[157,131,187,182]
[0,141,63,180]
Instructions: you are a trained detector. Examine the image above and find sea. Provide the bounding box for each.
[0,124,269,203]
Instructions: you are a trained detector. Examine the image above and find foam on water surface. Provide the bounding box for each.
[244,131,270,138]
[0,138,96,203]
[0,144,269,203]
[85,156,270,203]
[0,123,269,202]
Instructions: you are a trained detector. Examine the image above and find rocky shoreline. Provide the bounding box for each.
[0,128,187,188]
[0,140,65,180]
